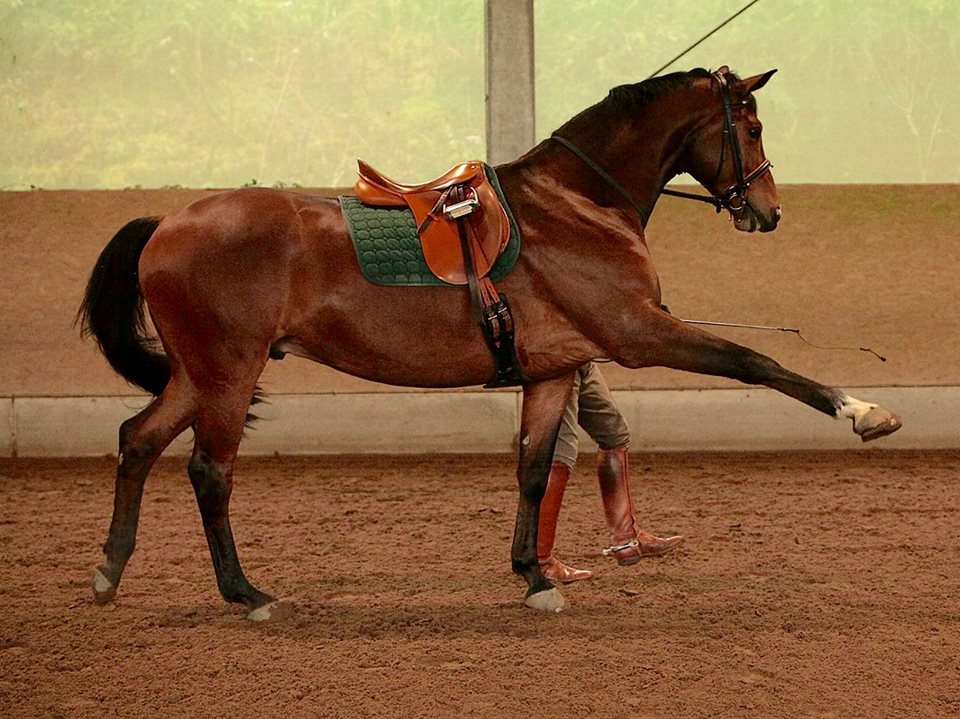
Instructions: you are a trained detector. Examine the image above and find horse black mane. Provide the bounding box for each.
[552,67,743,137]
[605,67,739,113]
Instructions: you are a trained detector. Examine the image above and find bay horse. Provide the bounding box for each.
[79,67,901,617]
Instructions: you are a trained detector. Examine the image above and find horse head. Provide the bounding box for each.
[547,67,782,234]
[681,67,781,233]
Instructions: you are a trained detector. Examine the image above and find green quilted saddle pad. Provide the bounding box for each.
[339,164,521,287]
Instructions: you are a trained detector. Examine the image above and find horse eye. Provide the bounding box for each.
[748,127,762,140]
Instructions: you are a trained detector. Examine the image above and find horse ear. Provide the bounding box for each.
[741,69,778,94]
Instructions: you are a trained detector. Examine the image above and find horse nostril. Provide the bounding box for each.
[773,207,782,221]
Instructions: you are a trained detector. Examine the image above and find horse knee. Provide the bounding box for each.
[188,452,231,516]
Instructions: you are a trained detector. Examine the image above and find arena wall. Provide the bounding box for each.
[1,185,956,455]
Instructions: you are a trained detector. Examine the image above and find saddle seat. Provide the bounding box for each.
[356,160,485,201]
[354,160,512,286]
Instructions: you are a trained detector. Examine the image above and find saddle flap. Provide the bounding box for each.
[406,182,510,285]
[354,161,512,285]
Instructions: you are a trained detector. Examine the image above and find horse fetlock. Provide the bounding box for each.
[836,395,876,419]
[103,531,136,557]
[511,557,542,578]
[215,575,273,609]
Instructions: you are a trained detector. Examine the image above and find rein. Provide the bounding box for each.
[551,70,772,223]
[550,135,650,224]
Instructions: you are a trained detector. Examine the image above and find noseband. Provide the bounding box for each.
[551,70,772,225]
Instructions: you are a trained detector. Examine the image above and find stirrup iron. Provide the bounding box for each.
[443,187,480,220]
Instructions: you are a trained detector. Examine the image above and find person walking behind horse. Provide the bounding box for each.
[538,362,684,582]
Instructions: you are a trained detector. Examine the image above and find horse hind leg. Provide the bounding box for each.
[94,380,197,604]
[188,385,279,621]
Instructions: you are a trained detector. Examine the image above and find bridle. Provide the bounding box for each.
[664,70,772,216]
[551,70,773,226]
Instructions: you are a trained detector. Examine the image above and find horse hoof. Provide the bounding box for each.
[246,600,290,622]
[523,587,566,613]
[855,406,903,442]
[91,568,116,605]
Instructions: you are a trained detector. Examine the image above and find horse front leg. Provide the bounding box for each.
[514,373,576,612]
[623,308,902,440]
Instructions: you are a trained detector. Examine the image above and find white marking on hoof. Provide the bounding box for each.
[523,587,566,613]
[837,395,877,423]
[92,568,116,604]
[246,600,289,622]
[838,395,903,441]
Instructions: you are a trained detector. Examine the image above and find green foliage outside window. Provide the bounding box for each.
[2,0,957,188]
[0,0,484,189]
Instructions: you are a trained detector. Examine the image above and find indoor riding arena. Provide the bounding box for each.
[2,3,958,718]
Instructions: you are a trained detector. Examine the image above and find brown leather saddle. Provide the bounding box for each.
[355,160,512,286]
[353,159,527,388]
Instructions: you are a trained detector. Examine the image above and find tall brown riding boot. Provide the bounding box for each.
[597,445,684,565]
[538,462,593,583]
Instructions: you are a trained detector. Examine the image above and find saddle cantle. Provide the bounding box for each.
[355,160,512,286]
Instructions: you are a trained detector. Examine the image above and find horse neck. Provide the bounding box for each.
[510,87,711,226]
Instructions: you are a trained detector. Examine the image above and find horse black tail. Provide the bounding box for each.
[77,216,170,396]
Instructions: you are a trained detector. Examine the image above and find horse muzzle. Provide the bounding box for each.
[733,202,780,233]
[759,205,782,232]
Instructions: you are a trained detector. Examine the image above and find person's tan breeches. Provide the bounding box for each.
[552,362,629,469]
